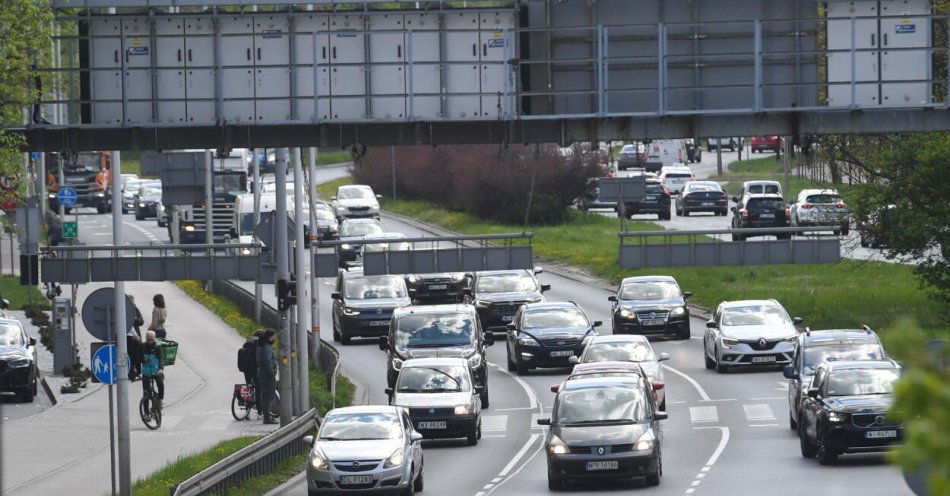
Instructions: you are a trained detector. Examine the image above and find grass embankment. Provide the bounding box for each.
[711,156,827,198]
[0,275,49,310]
[306,149,352,166]
[318,177,947,335]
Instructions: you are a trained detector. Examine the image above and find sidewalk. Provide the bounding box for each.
[1,281,275,496]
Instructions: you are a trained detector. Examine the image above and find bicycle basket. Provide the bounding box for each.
[234,384,255,403]
[156,339,178,365]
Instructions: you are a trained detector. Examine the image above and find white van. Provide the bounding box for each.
[740,180,783,197]
[645,140,687,172]
[659,166,695,195]
[230,192,279,244]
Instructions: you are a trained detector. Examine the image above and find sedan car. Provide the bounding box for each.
[405,273,468,304]
[304,405,424,495]
[573,334,669,410]
[505,302,600,375]
[704,299,803,373]
[0,319,39,402]
[331,270,411,345]
[731,194,792,240]
[609,276,691,340]
[389,358,483,445]
[617,144,645,170]
[332,184,382,220]
[467,269,549,333]
[798,360,903,465]
[790,189,851,235]
[121,178,145,214]
[336,218,384,267]
[134,183,162,220]
[312,202,340,241]
[538,376,666,490]
[751,136,782,154]
[675,181,728,217]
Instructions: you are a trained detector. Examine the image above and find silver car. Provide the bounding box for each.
[703,299,803,373]
[333,184,382,220]
[388,358,483,445]
[305,405,424,495]
[571,334,670,410]
[790,188,851,235]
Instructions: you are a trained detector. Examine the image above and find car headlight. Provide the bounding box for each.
[827,411,847,423]
[7,358,31,368]
[783,335,799,343]
[619,308,635,319]
[241,248,252,256]
[97,192,105,197]
[342,307,360,316]
[634,430,656,452]
[474,300,490,308]
[138,202,145,207]
[548,435,569,455]
[384,448,405,468]
[309,450,329,471]
[407,275,421,284]
[183,225,196,232]
[340,244,352,251]
[454,404,471,415]
[720,337,740,348]
[467,353,482,369]
[670,306,686,317]
[451,273,466,282]
[392,357,404,371]
[517,335,539,347]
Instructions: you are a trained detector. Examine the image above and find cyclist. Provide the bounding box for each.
[142,330,165,406]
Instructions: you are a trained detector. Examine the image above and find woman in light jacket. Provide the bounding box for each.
[148,294,168,339]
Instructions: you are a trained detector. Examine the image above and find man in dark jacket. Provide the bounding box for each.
[256,330,278,425]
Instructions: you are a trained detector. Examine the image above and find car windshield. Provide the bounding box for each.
[747,198,785,210]
[340,222,383,237]
[0,324,23,347]
[620,145,637,154]
[239,213,256,235]
[344,276,407,300]
[397,365,472,393]
[687,183,721,193]
[826,368,899,396]
[319,412,402,441]
[338,187,373,200]
[619,281,680,301]
[556,386,649,425]
[315,205,335,221]
[584,341,655,362]
[523,308,588,329]
[141,188,162,199]
[568,371,640,381]
[748,184,780,194]
[123,180,143,193]
[395,314,475,348]
[475,273,537,293]
[365,241,411,252]
[645,183,663,194]
[214,174,245,194]
[805,194,842,204]
[721,305,791,326]
[804,344,884,374]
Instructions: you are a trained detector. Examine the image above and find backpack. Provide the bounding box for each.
[237,337,258,373]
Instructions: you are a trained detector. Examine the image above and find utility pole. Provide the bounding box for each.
[308,147,321,366]
[252,148,262,323]
[391,146,397,201]
[204,150,214,292]
[273,148,293,426]
[38,152,46,220]
[716,142,723,176]
[112,150,131,496]
[292,148,309,415]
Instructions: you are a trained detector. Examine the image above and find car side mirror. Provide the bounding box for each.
[475,385,486,394]
[303,435,315,446]
[783,365,799,380]
[0,298,9,309]
[540,284,551,293]
[550,384,560,393]
[331,292,341,300]
[376,194,383,199]
[385,387,393,397]
[568,355,580,364]
[806,388,820,399]
[607,295,617,302]
[534,266,544,274]
[378,335,389,351]
[706,320,717,328]
[28,337,36,347]
[658,352,671,362]
[484,332,494,346]
[410,431,423,443]
[593,321,602,328]
[654,411,669,421]
[506,323,516,331]
[793,317,804,325]
[683,291,693,299]
[536,418,551,426]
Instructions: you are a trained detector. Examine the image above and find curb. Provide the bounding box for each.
[343,370,369,406]
[40,375,57,406]
[264,472,306,496]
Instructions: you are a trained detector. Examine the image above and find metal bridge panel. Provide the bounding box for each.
[509,246,533,270]
[362,251,387,276]
[408,249,435,274]
[435,249,462,273]
[140,258,166,281]
[238,256,262,280]
[484,247,510,270]
[460,247,485,271]
[619,237,841,268]
[314,253,340,278]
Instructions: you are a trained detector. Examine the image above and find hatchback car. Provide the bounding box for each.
[134,183,162,220]
[620,178,671,220]
[658,166,694,195]
[505,302,601,375]
[0,319,38,402]
[675,181,728,216]
[784,327,885,430]
[332,184,382,220]
[389,358,483,445]
[572,335,670,410]
[731,194,792,240]
[381,305,493,407]
[704,300,802,373]
[790,189,851,235]
[331,270,411,345]
[405,272,468,304]
[609,276,691,340]
[798,360,903,464]
[538,377,666,489]
[336,218,384,267]
[751,136,782,153]
[304,405,424,495]
[312,202,340,241]
[466,269,548,333]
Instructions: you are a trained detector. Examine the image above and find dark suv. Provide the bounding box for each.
[609,276,691,340]
[505,302,601,375]
[331,270,411,345]
[620,179,671,220]
[405,272,468,304]
[784,327,885,430]
[0,319,38,402]
[731,194,791,240]
[467,269,549,333]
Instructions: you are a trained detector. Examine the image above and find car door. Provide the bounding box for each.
[704,306,722,358]
[402,412,422,470]
[801,368,826,440]
[332,273,344,329]
[787,343,801,419]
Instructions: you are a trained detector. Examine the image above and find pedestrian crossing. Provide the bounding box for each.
[685,400,787,428]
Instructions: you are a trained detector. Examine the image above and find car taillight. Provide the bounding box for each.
[785,208,791,217]
[801,203,812,209]
[836,202,846,209]
[740,208,749,218]
[662,186,671,198]
[651,382,664,402]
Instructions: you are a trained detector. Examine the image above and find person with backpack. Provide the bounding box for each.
[238,330,262,413]
[256,329,278,425]
[127,296,145,380]
[141,330,165,406]
[148,294,168,339]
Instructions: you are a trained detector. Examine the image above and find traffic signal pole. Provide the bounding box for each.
[292,148,309,415]
[273,148,293,426]
[307,147,321,367]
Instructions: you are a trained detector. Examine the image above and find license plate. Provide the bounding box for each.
[418,421,446,429]
[752,356,777,363]
[501,315,514,322]
[759,213,775,219]
[550,350,575,358]
[586,461,619,471]
[428,284,448,291]
[702,202,715,206]
[641,319,665,326]
[340,475,374,485]
[370,320,389,327]
[866,430,897,439]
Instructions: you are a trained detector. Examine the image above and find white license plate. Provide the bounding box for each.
[641,319,665,326]
[550,350,575,358]
[428,284,448,291]
[586,461,619,471]
[866,430,897,439]
[370,320,389,327]
[418,421,447,429]
[759,213,775,219]
[752,356,777,363]
[702,202,715,206]
[340,475,374,485]
[501,315,514,322]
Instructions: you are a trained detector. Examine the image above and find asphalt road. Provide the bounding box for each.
[0,385,53,422]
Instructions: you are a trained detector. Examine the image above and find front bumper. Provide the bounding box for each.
[547,452,659,481]
[821,422,904,454]
[516,342,584,369]
[614,316,689,336]
[0,363,34,391]
[718,341,793,367]
[408,411,478,439]
[338,313,392,339]
[307,460,411,494]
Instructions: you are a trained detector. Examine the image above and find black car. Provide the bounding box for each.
[538,376,666,490]
[620,179,671,220]
[505,302,601,375]
[798,360,903,465]
[134,185,162,220]
[0,319,39,402]
[312,202,339,241]
[380,304,493,407]
[609,276,691,340]
[405,272,468,304]
[731,193,791,240]
[675,181,728,216]
[785,326,885,430]
[466,269,549,333]
[335,218,383,267]
[331,270,410,345]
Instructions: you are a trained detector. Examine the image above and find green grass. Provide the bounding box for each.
[130,436,260,496]
[711,155,831,200]
[0,275,49,310]
[303,150,352,167]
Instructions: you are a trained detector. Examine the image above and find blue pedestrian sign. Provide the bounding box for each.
[58,187,78,208]
[92,344,127,385]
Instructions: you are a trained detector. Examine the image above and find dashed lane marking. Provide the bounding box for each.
[689,406,718,424]
[743,404,776,422]
[683,427,731,495]
[662,364,711,401]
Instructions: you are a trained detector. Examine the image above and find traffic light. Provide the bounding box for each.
[276,275,298,311]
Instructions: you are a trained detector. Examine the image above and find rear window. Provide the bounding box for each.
[747,198,785,210]
[645,184,664,194]
[748,184,780,195]
[686,183,722,193]
[805,194,841,204]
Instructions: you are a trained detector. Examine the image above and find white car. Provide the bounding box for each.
[789,189,851,235]
[739,180,782,197]
[659,165,694,195]
[362,232,411,258]
[703,299,803,373]
[389,357,483,445]
[571,334,669,410]
[333,184,382,220]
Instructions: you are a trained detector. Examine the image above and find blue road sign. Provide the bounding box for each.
[58,187,78,208]
[92,344,127,385]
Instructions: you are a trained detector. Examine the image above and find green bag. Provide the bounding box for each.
[156,339,178,366]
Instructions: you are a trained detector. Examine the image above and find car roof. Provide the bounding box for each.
[572,361,644,374]
[799,188,839,196]
[743,194,784,200]
[721,299,780,309]
[523,301,580,312]
[823,359,899,371]
[393,304,476,317]
[402,357,470,368]
[340,218,380,225]
[588,334,649,344]
[802,329,881,346]
[342,270,401,281]
[339,184,372,190]
[560,376,646,391]
[743,180,781,186]
[620,275,677,285]
[475,269,531,277]
[0,318,23,327]
[363,232,406,240]
[326,405,402,416]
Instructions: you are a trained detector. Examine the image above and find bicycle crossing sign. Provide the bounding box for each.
[62,221,78,239]
[91,343,128,384]
[58,187,78,208]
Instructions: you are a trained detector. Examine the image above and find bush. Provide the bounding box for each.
[353,144,606,225]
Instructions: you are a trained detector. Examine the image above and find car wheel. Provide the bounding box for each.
[341,332,352,345]
[799,417,817,458]
[19,384,35,403]
[644,462,661,486]
[401,467,416,496]
[414,464,424,492]
[547,470,563,491]
[714,347,727,373]
[817,438,838,465]
[789,411,798,430]
[860,235,869,248]
[480,391,490,409]
[678,326,690,340]
[682,209,689,217]
[841,224,850,236]
[506,346,516,372]
[467,422,481,446]
[704,347,716,370]
[516,359,528,376]
[135,212,144,221]
[731,234,741,242]
[332,322,341,342]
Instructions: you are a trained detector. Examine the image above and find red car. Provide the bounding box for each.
[751,136,782,154]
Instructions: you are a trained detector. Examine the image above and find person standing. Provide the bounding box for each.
[148,294,168,339]
[238,330,262,414]
[127,296,145,380]
[256,330,278,425]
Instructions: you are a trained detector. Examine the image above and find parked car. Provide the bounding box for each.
[790,189,851,235]
[572,334,670,410]
[619,178,671,220]
[336,218,384,267]
[703,300,802,373]
[658,165,694,195]
[751,136,782,154]
[389,357,484,445]
[609,276,691,340]
[617,144,646,170]
[740,180,782,197]
[730,194,792,240]
[505,301,601,375]
[134,183,163,220]
[332,184,382,220]
[675,181,728,216]
[304,405,424,494]
[784,326,885,430]
[405,273,468,305]
[707,137,738,152]
[538,376,666,489]
[466,269,548,333]
[798,360,903,464]
[0,319,38,402]
[331,270,410,345]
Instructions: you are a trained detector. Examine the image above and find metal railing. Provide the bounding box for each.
[316,232,533,247]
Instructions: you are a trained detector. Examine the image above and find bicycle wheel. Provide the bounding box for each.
[267,392,280,418]
[140,395,161,430]
[231,393,250,421]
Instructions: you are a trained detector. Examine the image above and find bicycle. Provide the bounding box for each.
[231,383,280,421]
[140,376,162,430]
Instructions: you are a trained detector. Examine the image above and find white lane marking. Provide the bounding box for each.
[481,434,506,438]
[491,478,502,483]
[749,424,779,428]
[482,415,508,432]
[689,406,719,423]
[691,480,701,486]
[483,435,544,496]
[743,404,776,422]
[705,426,730,467]
[696,473,706,478]
[492,406,534,412]
[701,398,737,402]
[662,364,711,401]
[488,362,539,411]
[482,485,493,490]
[750,396,786,401]
[498,433,540,477]
[475,492,485,496]
[123,220,159,242]
[686,490,695,495]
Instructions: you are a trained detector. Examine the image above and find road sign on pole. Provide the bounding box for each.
[62,220,78,239]
[58,187,78,208]
[81,287,135,341]
[91,344,128,384]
